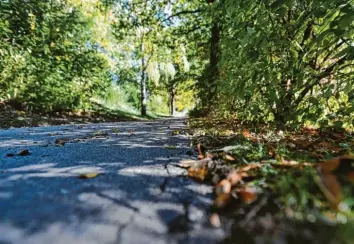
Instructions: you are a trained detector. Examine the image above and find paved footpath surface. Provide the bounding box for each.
[0,118,225,244]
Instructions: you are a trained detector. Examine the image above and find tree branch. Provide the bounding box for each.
[161,9,203,23]
[320,40,345,67]
[295,56,347,105]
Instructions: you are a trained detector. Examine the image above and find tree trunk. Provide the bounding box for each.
[209,21,220,94]
[170,91,175,116]
[140,36,147,116]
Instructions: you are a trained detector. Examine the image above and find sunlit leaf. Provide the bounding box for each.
[78,173,100,179]
[187,165,208,181]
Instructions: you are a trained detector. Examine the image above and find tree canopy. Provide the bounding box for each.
[0,0,353,128]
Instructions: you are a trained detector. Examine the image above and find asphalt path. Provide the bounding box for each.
[0,118,225,244]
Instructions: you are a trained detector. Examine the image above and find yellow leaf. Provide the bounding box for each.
[164,145,176,149]
[78,173,99,179]
[172,130,180,135]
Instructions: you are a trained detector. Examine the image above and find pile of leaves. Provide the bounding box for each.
[181,118,354,243]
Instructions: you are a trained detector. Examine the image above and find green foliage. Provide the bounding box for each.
[209,0,354,127]
[103,84,140,112]
[3,0,352,127]
[0,0,111,112]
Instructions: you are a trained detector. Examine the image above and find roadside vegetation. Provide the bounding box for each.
[1,0,354,242]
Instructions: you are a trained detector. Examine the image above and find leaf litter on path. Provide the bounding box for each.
[182,118,354,242]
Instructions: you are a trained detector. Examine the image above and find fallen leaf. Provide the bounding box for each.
[55,138,69,146]
[17,149,30,156]
[188,164,208,181]
[209,213,221,228]
[277,159,313,168]
[227,170,242,185]
[78,173,100,179]
[317,155,354,174]
[242,129,250,138]
[179,158,211,168]
[239,163,262,172]
[316,155,354,208]
[214,193,232,208]
[317,171,341,208]
[164,145,177,149]
[215,179,232,195]
[235,186,258,204]
[224,154,236,161]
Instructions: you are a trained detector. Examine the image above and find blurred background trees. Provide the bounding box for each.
[1,0,353,129]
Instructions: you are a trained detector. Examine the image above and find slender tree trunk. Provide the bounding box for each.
[209,21,220,99]
[199,0,221,111]
[140,35,147,116]
[170,91,175,116]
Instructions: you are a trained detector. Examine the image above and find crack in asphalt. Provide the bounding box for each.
[0,118,225,244]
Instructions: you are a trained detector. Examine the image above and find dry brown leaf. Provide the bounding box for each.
[239,163,262,172]
[188,165,208,181]
[78,173,100,179]
[179,158,211,168]
[317,172,341,208]
[215,179,232,196]
[214,193,232,208]
[317,155,354,173]
[316,155,354,208]
[224,154,236,161]
[227,170,242,185]
[276,159,313,168]
[55,138,69,147]
[242,129,250,138]
[17,149,30,156]
[236,186,258,204]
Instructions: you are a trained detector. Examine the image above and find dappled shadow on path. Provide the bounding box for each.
[0,119,222,244]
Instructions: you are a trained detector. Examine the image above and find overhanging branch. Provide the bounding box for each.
[161,9,203,23]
